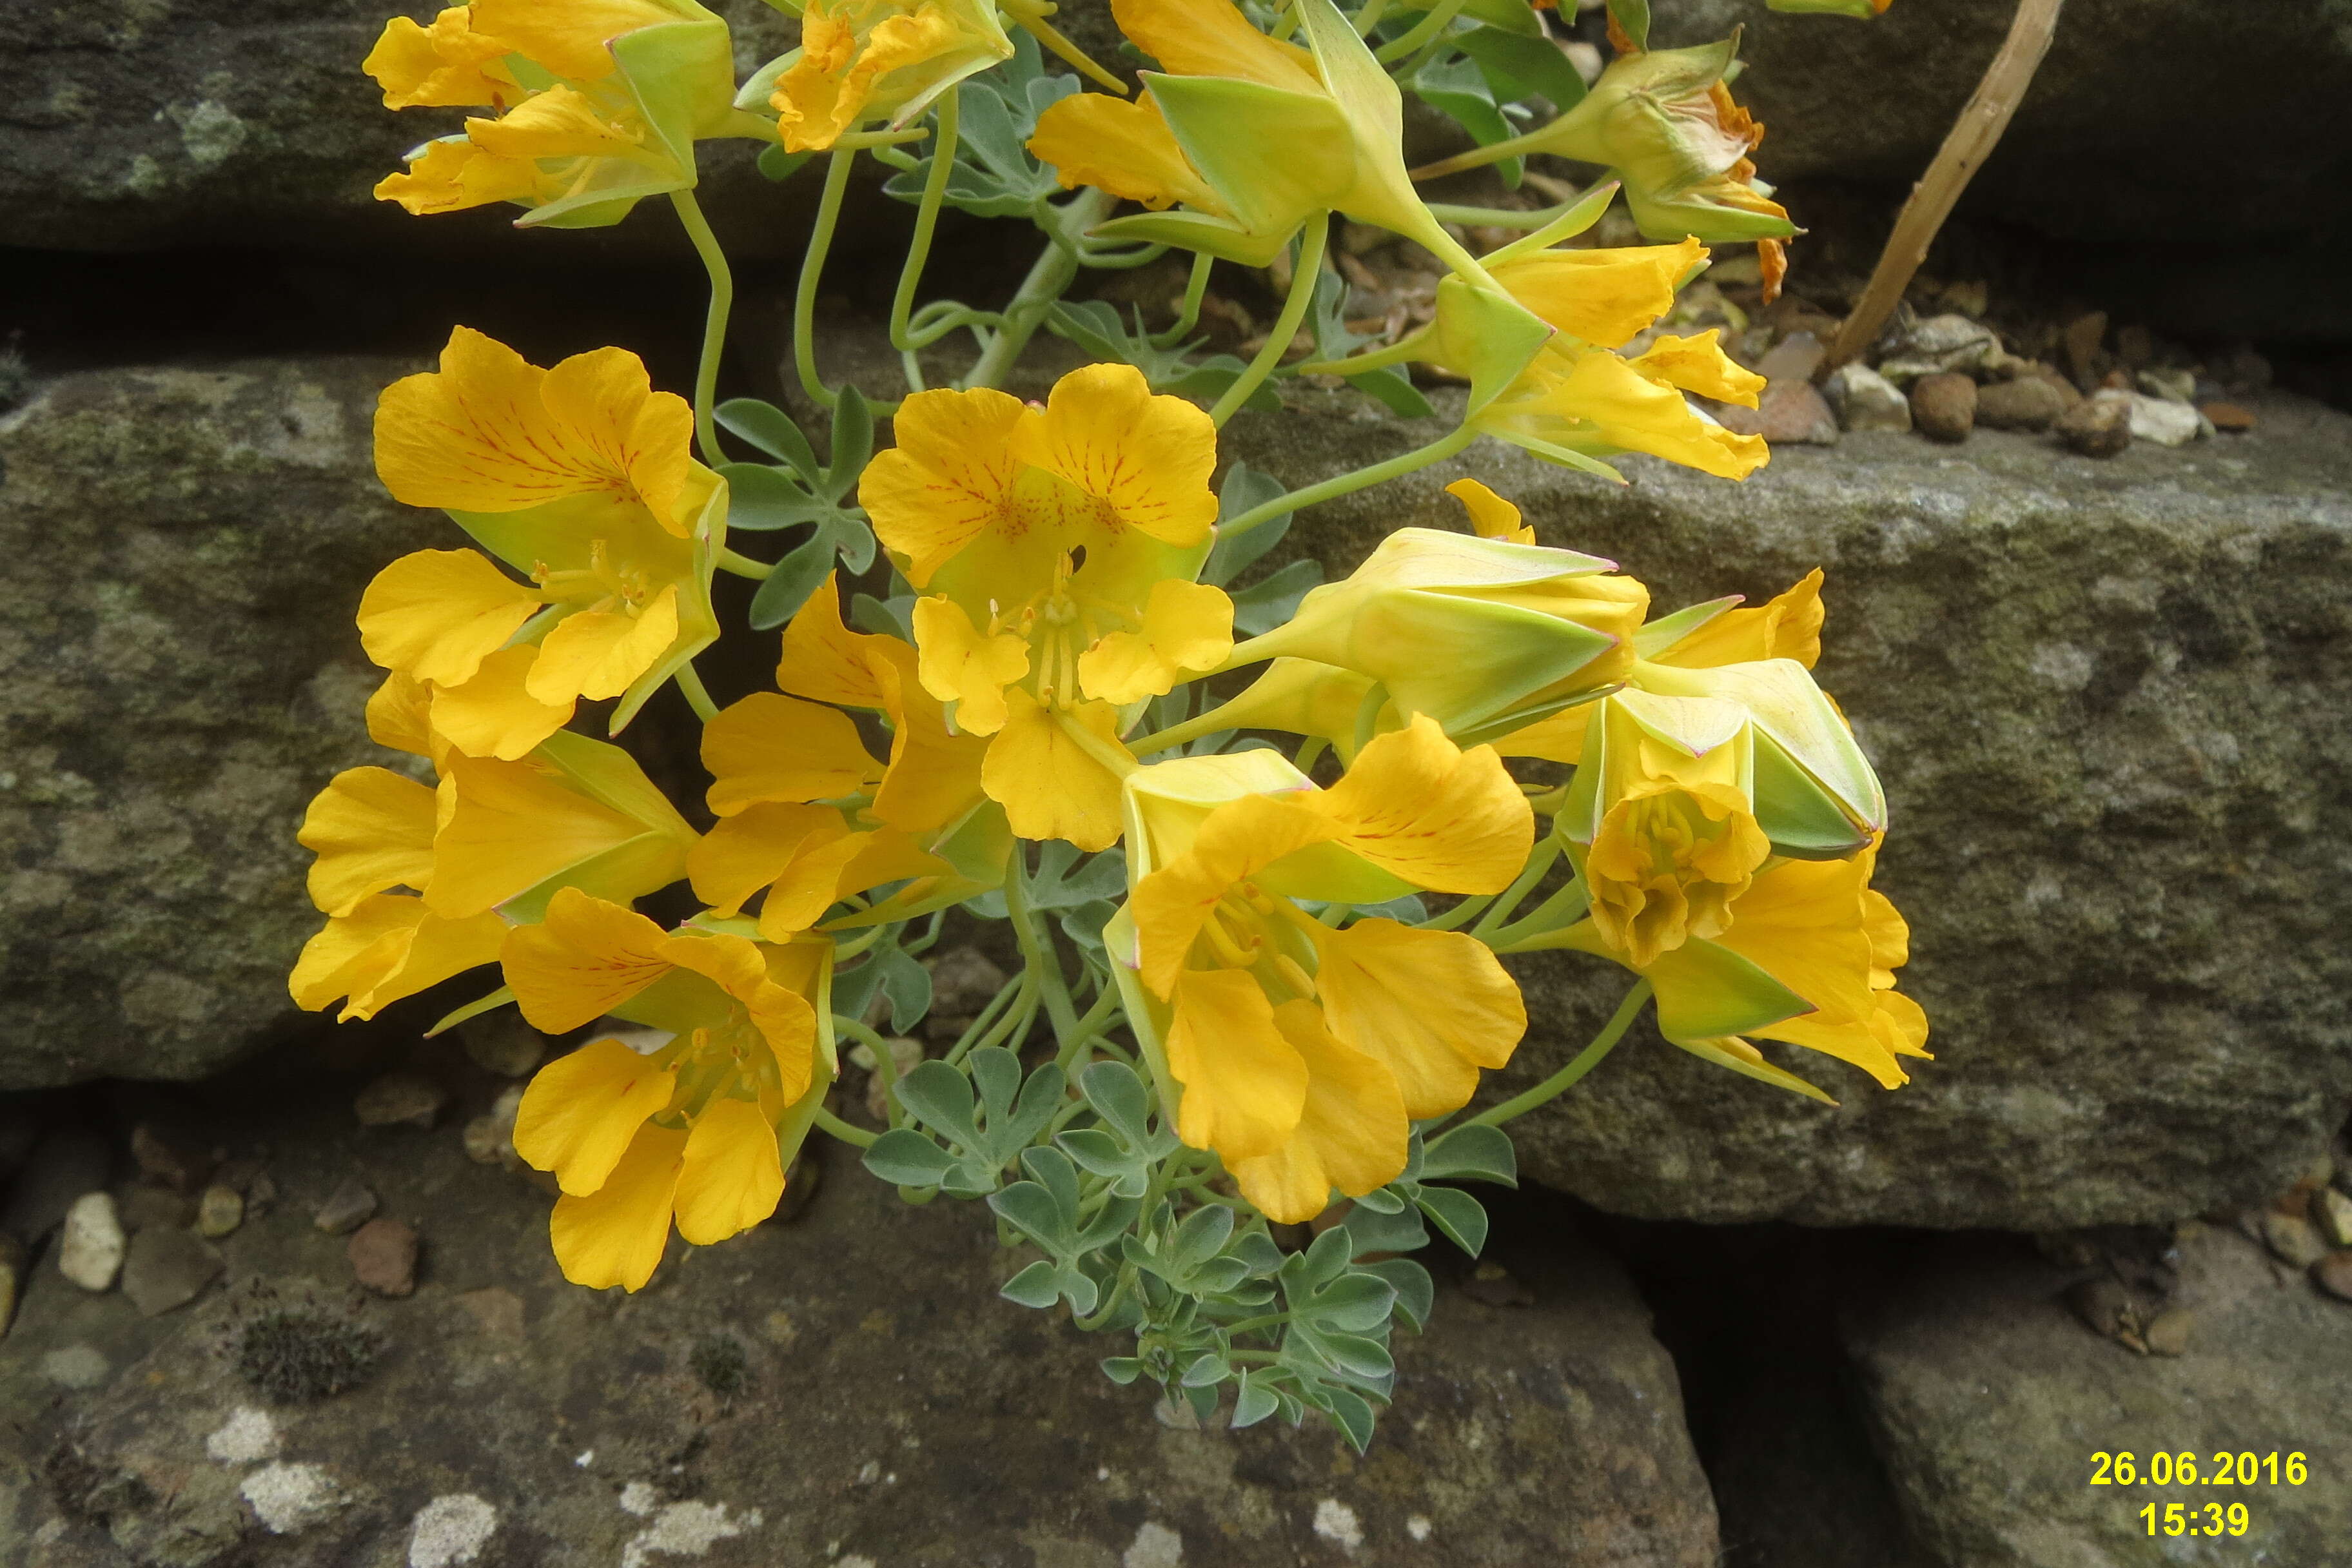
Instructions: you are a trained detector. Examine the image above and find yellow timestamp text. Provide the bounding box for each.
[2088,1449,2308,1487]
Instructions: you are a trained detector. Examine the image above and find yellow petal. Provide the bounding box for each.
[288,896,505,1021]
[672,1097,785,1245]
[983,692,1131,852]
[1709,857,1877,1026]
[1130,792,1337,998]
[299,767,438,917]
[859,387,1027,586]
[549,1122,685,1291]
[1111,0,1322,92]
[1490,238,1706,349]
[469,0,678,82]
[1496,702,1591,764]
[375,135,549,215]
[701,692,881,816]
[357,549,542,687]
[513,1035,679,1195]
[1540,346,1769,480]
[656,930,820,1103]
[1231,999,1409,1223]
[868,651,993,836]
[525,585,680,705]
[1077,578,1234,705]
[429,643,576,760]
[910,596,1028,735]
[1630,329,1767,407]
[1010,363,1219,549]
[1309,918,1525,1117]
[776,572,891,709]
[1649,569,1825,671]
[500,887,675,1032]
[1313,716,1533,894]
[364,7,522,110]
[686,801,854,919]
[365,671,438,760]
[1164,968,1308,1161]
[1444,478,1534,544]
[373,328,694,531]
[427,752,665,919]
[1029,92,1227,213]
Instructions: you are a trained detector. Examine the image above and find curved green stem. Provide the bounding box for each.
[1209,211,1329,428]
[1004,854,1082,1044]
[1469,837,1561,940]
[669,186,734,469]
[813,1104,878,1148]
[1489,879,1592,952]
[1375,0,1467,64]
[1465,979,1651,1127]
[716,546,773,580]
[961,189,1114,390]
[1215,422,1480,542]
[1152,252,1216,348]
[794,147,859,409]
[888,88,960,394]
[674,661,720,722]
[835,1012,906,1130]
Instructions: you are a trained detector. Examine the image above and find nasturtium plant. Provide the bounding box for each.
[303,0,1919,1451]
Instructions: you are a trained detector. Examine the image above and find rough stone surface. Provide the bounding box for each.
[312,1179,378,1237]
[1843,1228,2351,1566]
[0,357,440,1087]
[0,0,832,258]
[2055,392,2132,457]
[0,1076,1721,1567]
[352,1073,447,1130]
[1226,384,2352,1228]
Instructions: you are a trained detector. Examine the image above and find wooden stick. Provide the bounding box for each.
[1821,0,2066,371]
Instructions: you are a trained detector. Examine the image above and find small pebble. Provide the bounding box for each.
[212,1157,266,1195]
[349,1218,419,1297]
[1460,1261,1536,1308]
[197,1184,245,1239]
[2313,1251,2352,1303]
[926,948,1010,1019]
[2200,400,2255,432]
[1823,363,1910,433]
[41,1344,112,1389]
[2061,311,2108,386]
[1752,329,1825,385]
[58,1193,126,1291]
[315,1179,379,1236]
[1974,375,2073,432]
[2260,1210,2329,1269]
[1726,381,1839,445]
[462,1117,509,1166]
[355,1073,448,1130]
[130,1124,213,1194]
[2316,1188,2352,1250]
[2055,394,2131,457]
[2123,391,2202,447]
[246,1171,278,1218]
[121,1226,224,1316]
[2142,1307,2193,1357]
[0,1235,26,1337]
[2063,1276,2132,1338]
[460,1014,545,1079]
[1910,373,1977,443]
[2136,367,2197,403]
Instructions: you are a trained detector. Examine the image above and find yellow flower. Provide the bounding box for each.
[1472,332,1769,481]
[1028,0,1456,267]
[361,328,724,754]
[371,0,770,227]
[288,672,696,1020]
[1413,35,1797,300]
[859,364,1230,852]
[507,888,830,1291]
[1442,478,1534,544]
[770,0,1014,153]
[1482,237,1708,349]
[1546,843,1929,1101]
[362,5,522,110]
[1222,525,1647,743]
[1111,718,1533,1221]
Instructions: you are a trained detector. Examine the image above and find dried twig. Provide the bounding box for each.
[1822,0,2067,371]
